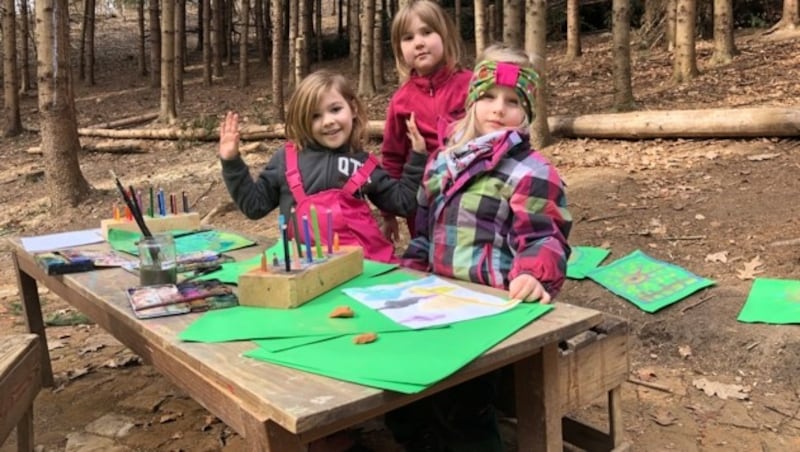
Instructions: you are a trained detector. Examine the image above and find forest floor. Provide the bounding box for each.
[1,12,800,452]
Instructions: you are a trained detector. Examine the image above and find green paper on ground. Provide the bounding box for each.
[109,228,256,256]
[587,250,714,313]
[737,278,800,324]
[179,271,421,342]
[244,303,553,393]
[567,246,611,279]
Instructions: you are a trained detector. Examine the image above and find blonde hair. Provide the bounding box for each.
[390,0,465,81]
[285,70,368,152]
[444,44,539,154]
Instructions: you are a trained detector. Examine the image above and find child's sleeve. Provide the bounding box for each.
[507,166,573,297]
[220,150,283,219]
[365,151,426,217]
[401,187,432,271]
[380,97,410,183]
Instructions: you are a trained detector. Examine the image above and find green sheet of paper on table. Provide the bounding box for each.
[737,278,800,324]
[245,303,553,393]
[179,271,421,342]
[587,249,714,313]
[108,228,256,256]
[567,246,611,279]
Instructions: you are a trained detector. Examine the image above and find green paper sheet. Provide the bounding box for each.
[253,335,343,352]
[737,278,800,324]
[197,254,262,284]
[587,250,714,313]
[567,246,611,279]
[109,228,256,256]
[179,271,421,342]
[245,303,553,393]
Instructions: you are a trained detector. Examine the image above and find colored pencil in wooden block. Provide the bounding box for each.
[310,205,323,259]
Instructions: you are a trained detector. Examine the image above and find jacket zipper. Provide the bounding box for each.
[428,79,434,96]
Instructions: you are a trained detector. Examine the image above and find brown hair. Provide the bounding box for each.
[285,70,368,152]
[390,0,465,81]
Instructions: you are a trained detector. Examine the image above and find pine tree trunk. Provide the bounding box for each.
[316,0,323,63]
[149,0,161,88]
[18,0,32,92]
[300,0,312,76]
[35,0,92,210]
[373,0,384,89]
[87,0,96,85]
[160,0,177,123]
[79,0,89,80]
[710,0,736,65]
[197,0,204,50]
[673,0,698,83]
[240,0,250,87]
[455,0,461,40]
[474,0,487,56]
[612,0,634,111]
[767,0,800,32]
[526,0,551,148]
[566,0,581,59]
[666,0,676,51]
[503,0,523,48]
[255,0,266,62]
[271,0,285,121]
[175,0,185,103]
[288,0,298,88]
[138,0,147,76]
[348,0,360,75]
[224,0,233,65]
[212,0,223,77]
[3,0,21,136]
[203,0,212,85]
[358,0,376,96]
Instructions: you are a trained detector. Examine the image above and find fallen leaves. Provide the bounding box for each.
[692,377,750,400]
[705,251,728,263]
[746,153,780,161]
[736,256,764,280]
[678,345,692,359]
[650,408,678,426]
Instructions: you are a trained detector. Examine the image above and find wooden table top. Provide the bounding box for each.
[9,237,603,439]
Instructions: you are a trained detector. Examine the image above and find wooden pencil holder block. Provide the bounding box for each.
[100,212,201,239]
[237,246,364,309]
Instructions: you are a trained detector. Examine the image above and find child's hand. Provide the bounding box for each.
[405,112,426,154]
[219,111,240,160]
[509,274,551,304]
[382,216,400,243]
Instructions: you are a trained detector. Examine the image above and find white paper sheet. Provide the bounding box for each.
[21,228,105,253]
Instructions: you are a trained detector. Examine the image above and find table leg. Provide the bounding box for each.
[514,342,561,452]
[12,252,54,387]
[243,416,305,452]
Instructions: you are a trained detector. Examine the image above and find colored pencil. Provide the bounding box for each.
[310,205,323,259]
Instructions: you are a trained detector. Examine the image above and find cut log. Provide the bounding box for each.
[84,112,159,129]
[27,141,145,154]
[548,107,800,139]
[75,107,800,142]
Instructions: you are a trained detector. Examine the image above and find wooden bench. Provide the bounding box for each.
[0,334,43,452]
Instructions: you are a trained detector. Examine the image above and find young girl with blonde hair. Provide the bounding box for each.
[219,70,428,263]
[380,0,473,242]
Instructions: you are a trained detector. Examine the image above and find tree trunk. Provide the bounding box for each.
[299,0,312,77]
[549,107,800,139]
[79,0,89,80]
[3,0,21,136]
[271,0,285,122]
[87,0,96,84]
[18,0,33,92]
[766,0,799,33]
[203,0,212,85]
[348,0,360,75]
[316,0,323,63]
[197,0,204,50]
[612,0,634,111]
[255,0,266,62]
[455,0,461,41]
[373,0,385,89]
[526,0,551,148]
[212,0,223,77]
[672,0,698,83]
[35,0,92,210]
[666,0,676,51]
[175,0,186,103]
[710,0,736,65]
[224,0,233,65]
[138,0,147,76]
[566,0,581,59]
[503,0,523,48]
[358,0,376,96]
[149,0,161,88]
[474,0,487,56]
[288,0,298,88]
[160,0,177,123]
[240,0,250,87]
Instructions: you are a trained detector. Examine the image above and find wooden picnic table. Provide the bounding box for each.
[10,235,624,451]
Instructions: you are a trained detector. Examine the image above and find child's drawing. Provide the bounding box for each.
[343,275,520,329]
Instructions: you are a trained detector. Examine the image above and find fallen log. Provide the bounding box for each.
[76,107,800,142]
[548,107,800,139]
[84,112,159,129]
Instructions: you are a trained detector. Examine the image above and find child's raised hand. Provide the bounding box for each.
[219,111,240,160]
[509,274,551,304]
[405,112,426,154]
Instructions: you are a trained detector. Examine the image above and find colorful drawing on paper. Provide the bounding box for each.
[109,229,256,256]
[567,246,611,279]
[737,278,800,324]
[586,250,714,313]
[342,275,520,329]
